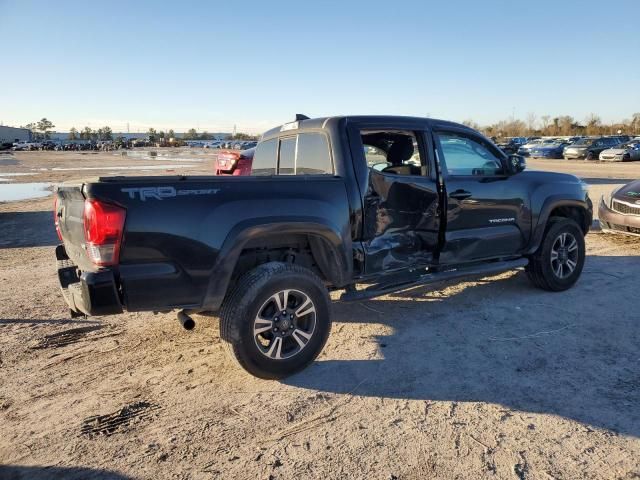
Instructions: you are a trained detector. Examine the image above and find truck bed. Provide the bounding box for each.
[55,175,351,314]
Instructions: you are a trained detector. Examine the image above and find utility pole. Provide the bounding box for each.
[233,124,237,137]
[127,122,130,134]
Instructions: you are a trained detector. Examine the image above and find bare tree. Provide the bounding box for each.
[585,113,601,135]
[525,112,537,133]
[540,115,551,133]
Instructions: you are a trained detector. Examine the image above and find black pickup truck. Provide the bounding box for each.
[54,115,593,379]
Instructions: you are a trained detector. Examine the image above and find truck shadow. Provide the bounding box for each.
[285,254,640,438]
[0,465,132,479]
[0,211,58,248]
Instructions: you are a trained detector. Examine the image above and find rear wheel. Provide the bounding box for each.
[220,262,331,379]
[526,217,585,291]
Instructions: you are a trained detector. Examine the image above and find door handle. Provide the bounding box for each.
[449,189,472,200]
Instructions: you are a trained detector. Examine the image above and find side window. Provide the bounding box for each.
[278,137,296,175]
[251,139,278,176]
[296,133,333,175]
[437,132,503,176]
[360,130,425,176]
[594,140,604,147]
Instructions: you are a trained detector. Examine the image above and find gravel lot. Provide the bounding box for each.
[1,151,639,479]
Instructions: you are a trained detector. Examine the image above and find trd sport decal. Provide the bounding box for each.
[121,186,221,201]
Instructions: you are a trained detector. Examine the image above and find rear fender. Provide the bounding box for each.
[201,217,351,311]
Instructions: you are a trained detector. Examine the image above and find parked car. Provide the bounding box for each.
[610,135,630,143]
[517,138,544,156]
[496,137,528,154]
[529,140,570,159]
[598,140,640,162]
[215,148,255,175]
[518,138,561,157]
[54,115,592,379]
[563,137,622,160]
[12,141,42,151]
[599,179,640,236]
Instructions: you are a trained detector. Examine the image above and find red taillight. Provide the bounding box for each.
[83,199,126,266]
[53,194,63,241]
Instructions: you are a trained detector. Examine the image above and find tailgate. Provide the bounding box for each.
[55,183,95,271]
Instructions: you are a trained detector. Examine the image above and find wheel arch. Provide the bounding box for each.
[527,198,591,254]
[201,217,352,311]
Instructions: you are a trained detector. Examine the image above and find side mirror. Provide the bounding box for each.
[507,154,526,174]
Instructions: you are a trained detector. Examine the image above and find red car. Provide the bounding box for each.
[215,148,254,175]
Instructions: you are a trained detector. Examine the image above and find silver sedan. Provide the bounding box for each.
[599,141,640,161]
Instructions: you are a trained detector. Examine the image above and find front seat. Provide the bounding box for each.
[382,137,416,175]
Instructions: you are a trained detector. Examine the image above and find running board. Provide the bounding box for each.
[340,258,529,302]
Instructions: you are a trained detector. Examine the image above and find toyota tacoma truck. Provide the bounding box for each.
[54,115,593,379]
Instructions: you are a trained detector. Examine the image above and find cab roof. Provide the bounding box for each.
[261,115,476,141]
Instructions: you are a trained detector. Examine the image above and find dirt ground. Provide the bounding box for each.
[1,150,639,480]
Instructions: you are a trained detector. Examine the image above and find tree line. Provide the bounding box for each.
[68,126,114,141]
[464,112,640,138]
[28,113,639,144]
[19,119,258,143]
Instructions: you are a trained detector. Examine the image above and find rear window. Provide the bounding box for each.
[296,133,332,175]
[278,137,296,175]
[251,132,333,176]
[251,139,278,176]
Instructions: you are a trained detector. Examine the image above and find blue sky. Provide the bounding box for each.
[1,0,639,133]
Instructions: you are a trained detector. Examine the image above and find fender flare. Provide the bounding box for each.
[201,217,351,311]
[527,197,591,254]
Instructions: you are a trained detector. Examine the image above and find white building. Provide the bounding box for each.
[0,126,31,143]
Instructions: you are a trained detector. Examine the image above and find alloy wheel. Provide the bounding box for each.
[253,289,317,360]
[550,232,579,279]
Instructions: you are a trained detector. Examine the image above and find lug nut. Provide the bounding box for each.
[282,310,287,315]
[289,325,294,329]
[274,327,278,332]
[290,314,294,319]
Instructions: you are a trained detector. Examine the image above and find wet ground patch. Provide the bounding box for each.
[0,182,51,201]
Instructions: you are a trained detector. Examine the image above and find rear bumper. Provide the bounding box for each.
[56,244,123,316]
[598,199,640,237]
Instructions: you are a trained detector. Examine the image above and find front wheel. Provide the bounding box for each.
[220,262,331,379]
[526,217,585,291]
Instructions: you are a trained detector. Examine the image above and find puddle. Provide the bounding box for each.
[0,157,19,166]
[0,178,9,182]
[0,172,36,176]
[50,164,197,171]
[0,182,52,201]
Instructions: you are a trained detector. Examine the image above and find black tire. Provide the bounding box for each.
[220,262,331,379]
[526,217,585,291]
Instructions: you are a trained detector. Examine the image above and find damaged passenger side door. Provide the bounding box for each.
[351,124,441,275]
